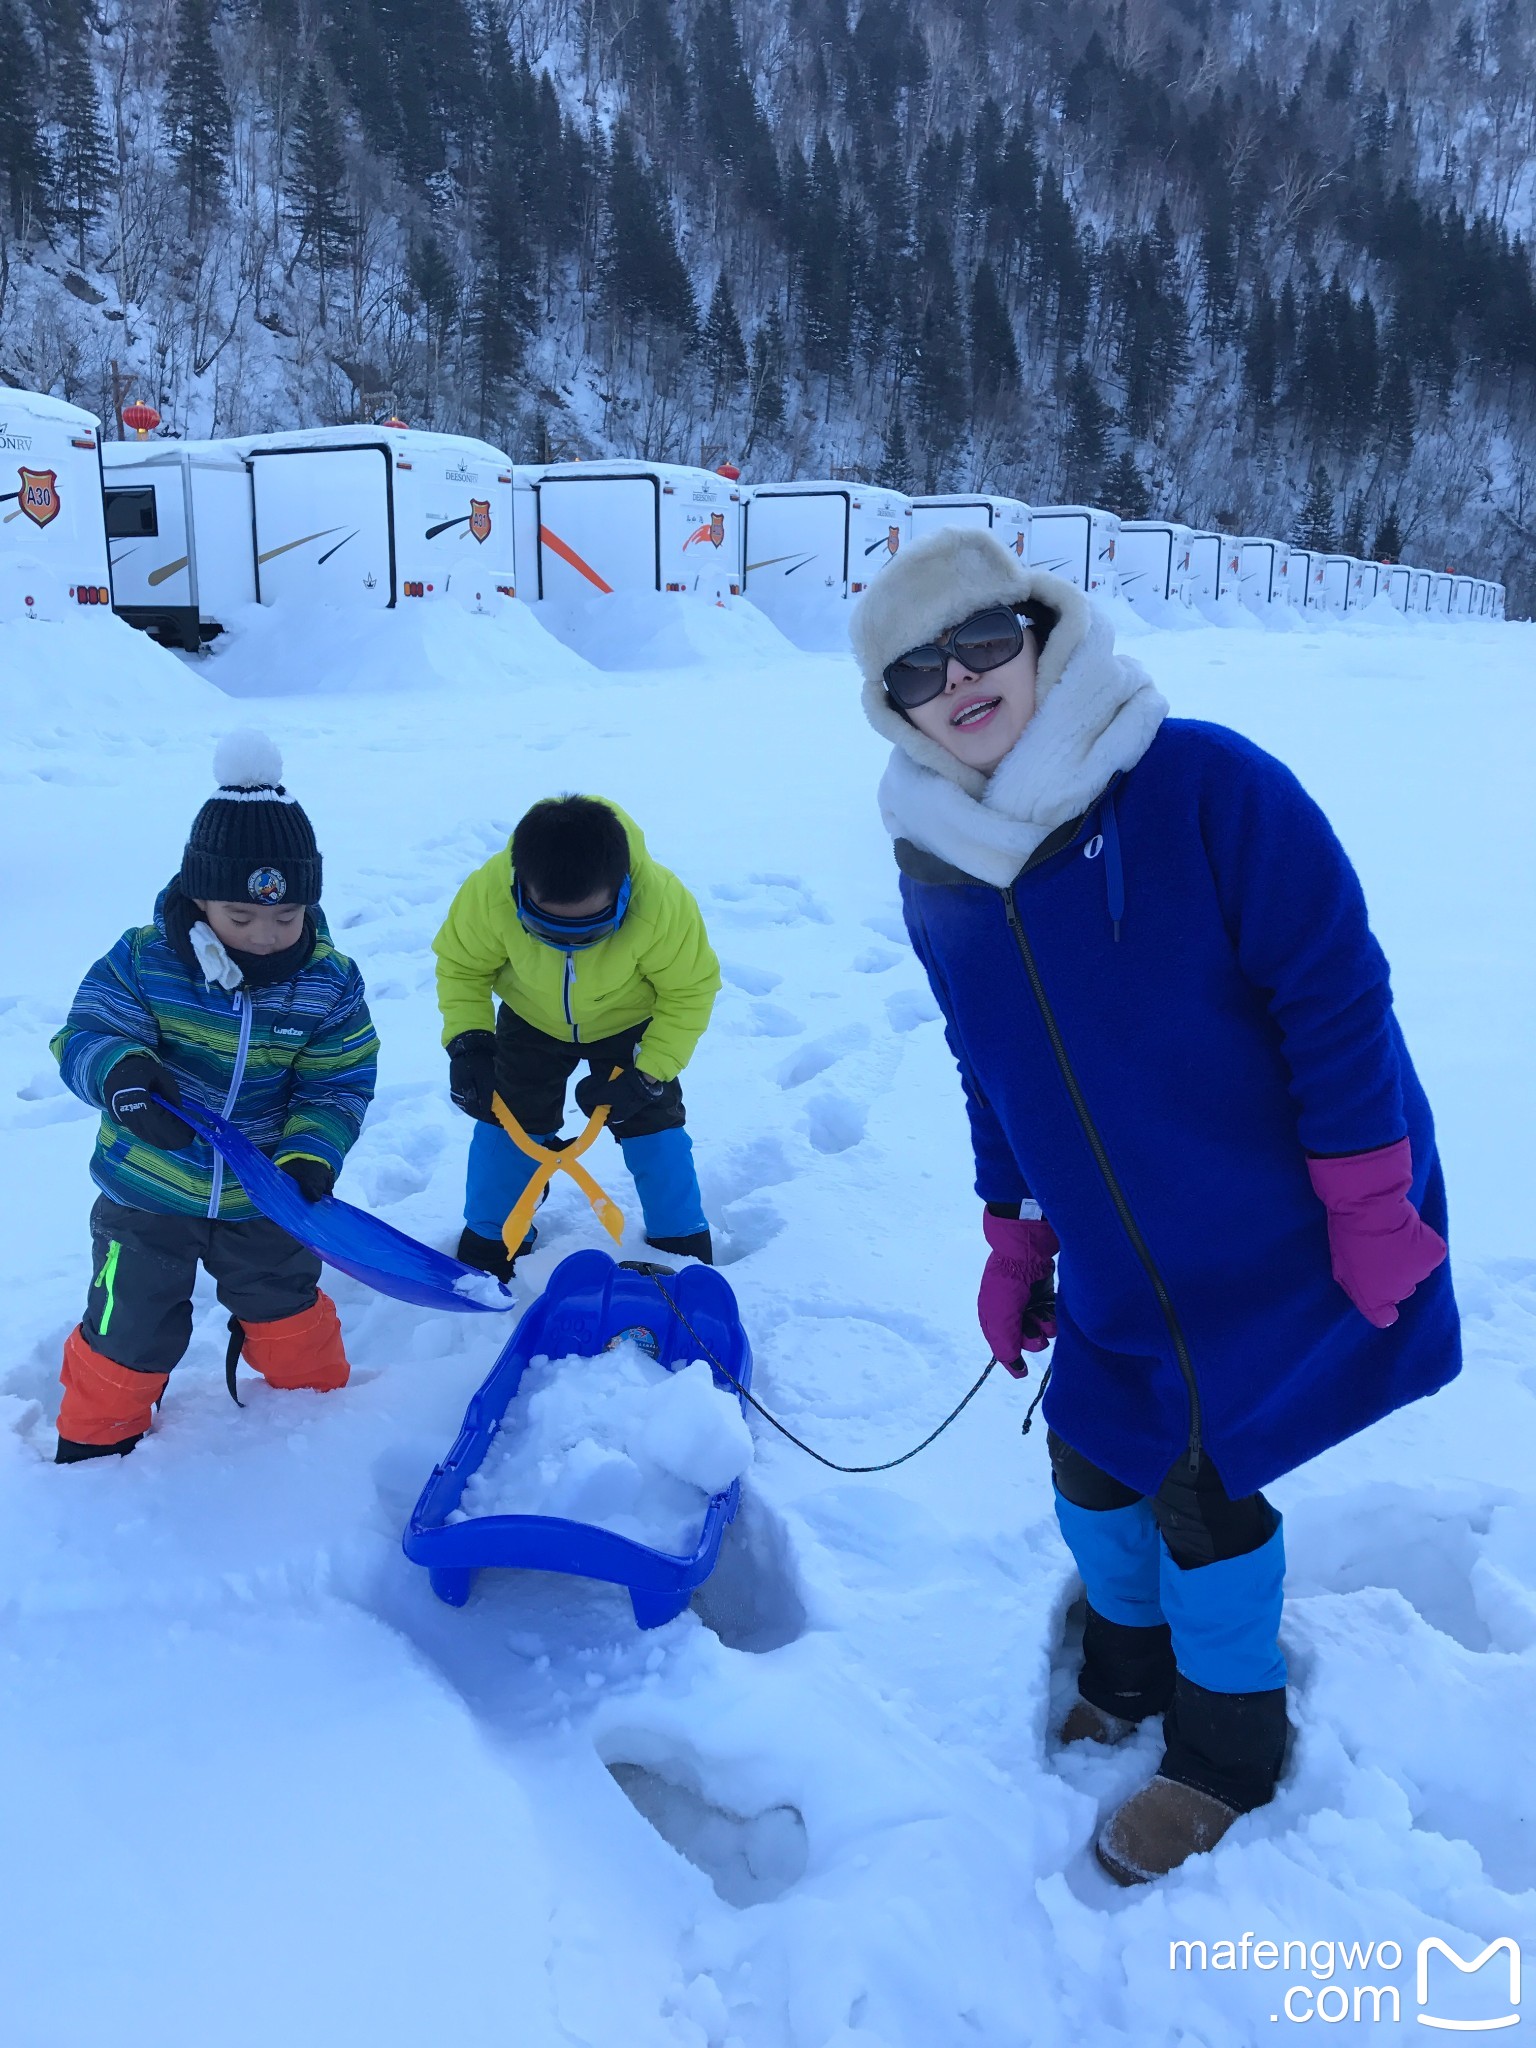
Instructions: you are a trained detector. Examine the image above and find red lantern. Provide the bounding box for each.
[716,461,741,481]
[122,400,161,439]
[381,414,409,429]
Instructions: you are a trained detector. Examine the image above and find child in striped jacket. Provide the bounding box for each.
[50,733,378,1462]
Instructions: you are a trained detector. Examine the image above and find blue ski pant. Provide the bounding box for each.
[1048,1430,1286,1696]
[464,1008,707,1242]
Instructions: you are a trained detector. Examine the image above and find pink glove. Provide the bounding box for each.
[1307,1138,1447,1330]
[979,1211,1060,1376]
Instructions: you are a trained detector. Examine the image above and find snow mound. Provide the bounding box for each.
[458,1342,753,1553]
[543,590,802,671]
[0,613,219,739]
[197,595,600,699]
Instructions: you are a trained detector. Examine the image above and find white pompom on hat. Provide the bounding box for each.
[180,731,321,905]
[212,728,286,792]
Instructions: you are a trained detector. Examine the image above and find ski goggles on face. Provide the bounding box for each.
[514,874,632,949]
[882,605,1026,709]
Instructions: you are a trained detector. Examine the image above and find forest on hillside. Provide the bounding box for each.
[2,0,1533,604]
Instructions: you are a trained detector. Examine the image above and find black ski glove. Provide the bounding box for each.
[278,1155,335,1203]
[574,1063,666,1124]
[106,1054,195,1150]
[446,1030,498,1123]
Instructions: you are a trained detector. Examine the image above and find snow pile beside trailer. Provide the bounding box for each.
[546,590,799,672]
[198,591,600,699]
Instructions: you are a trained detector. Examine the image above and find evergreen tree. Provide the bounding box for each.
[0,0,50,238]
[968,257,1019,400]
[1062,361,1112,499]
[1104,448,1150,519]
[50,10,112,265]
[409,231,458,411]
[691,0,779,217]
[1340,492,1367,556]
[164,0,231,227]
[286,63,354,319]
[913,297,966,486]
[1296,467,1336,551]
[1371,504,1404,559]
[1377,348,1417,461]
[700,272,748,401]
[744,306,787,451]
[600,122,697,341]
[1243,282,1279,417]
[875,407,915,492]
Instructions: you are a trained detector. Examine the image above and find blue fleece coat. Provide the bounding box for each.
[899,719,1460,1498]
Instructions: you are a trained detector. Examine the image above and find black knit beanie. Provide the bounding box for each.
[180,732,322,906]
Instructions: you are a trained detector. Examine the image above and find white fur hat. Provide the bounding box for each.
[850,526,1092,786]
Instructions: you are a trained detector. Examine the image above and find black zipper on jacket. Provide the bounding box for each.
[1000,884,1204,1468]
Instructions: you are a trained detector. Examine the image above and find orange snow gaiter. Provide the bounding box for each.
[238,1292,350,1392]
[58,1327,169,1446]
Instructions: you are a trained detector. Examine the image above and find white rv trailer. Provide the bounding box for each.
[1450,575,1475,616]
[1114,521,1194,614]
[1427,573,1454,614]
[0,387,112,621]
[1493,582,1507,620]
[1383,565,1413,612]
[102,440,255,647]
[1025,504,1119,596]
[1234,538,1281,611]
[1472,580,1490,617]
[1305,554,1351,612]
[1405,568,1432,613]
[229,424,515,611]
[1183,531,1222,604]
[909,494,1031,561]
[1349,560,1382,607]
[741,481,910,636]
[1275,545,1310,608]
[1213,537,1245,606]
[525,460,742,607]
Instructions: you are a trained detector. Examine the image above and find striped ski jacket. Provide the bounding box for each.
[53,886,378,1220]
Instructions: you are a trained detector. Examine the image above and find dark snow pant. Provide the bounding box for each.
[84,1194,321,1373]
[464,1008,709,1251]
[1049,1429,1289,1812]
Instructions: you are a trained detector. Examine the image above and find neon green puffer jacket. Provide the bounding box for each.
[432,803,720,1081]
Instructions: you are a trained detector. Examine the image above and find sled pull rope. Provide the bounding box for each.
[645,1272,1037,1474]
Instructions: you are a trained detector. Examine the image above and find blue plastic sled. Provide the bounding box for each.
[166,1097,517,1314]
[403,1249,754,1629]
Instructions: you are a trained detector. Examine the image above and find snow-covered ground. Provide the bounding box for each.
[1,595,1532,2047]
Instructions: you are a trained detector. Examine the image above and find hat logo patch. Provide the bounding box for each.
[247,866,287,903]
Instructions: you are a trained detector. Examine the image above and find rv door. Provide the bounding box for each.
[250,445,393,607]
[535,474,659,600]
[1027,511,1091,589]
[743,491,850,603]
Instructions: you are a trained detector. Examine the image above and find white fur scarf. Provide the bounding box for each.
[877,608,1169,886]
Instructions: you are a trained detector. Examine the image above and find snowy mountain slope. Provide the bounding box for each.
[0,602,1533,2045]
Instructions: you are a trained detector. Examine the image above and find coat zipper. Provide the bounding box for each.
[562,952,578,1040]
[1000,886,1203,1467]
[207,990,253,1219]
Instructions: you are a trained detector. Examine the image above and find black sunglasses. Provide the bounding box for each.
[882,605,1027,709]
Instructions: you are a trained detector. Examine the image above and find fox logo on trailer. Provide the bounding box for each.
[469,499,492,544]
[18,468,60,528]
[888,525,901,555]
[685,511,725,550]
[1013,532,1026,555]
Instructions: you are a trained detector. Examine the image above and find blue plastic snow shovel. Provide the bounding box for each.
[403,1248,754,1629]
[164,1096,517,1314]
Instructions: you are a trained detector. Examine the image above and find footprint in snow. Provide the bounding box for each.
[776,1024,871,1090]
[604,1757,808,1907]
[885,987,941,1032]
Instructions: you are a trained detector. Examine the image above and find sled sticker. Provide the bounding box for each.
[247,866,287,903]
[685,511,725,550]
[18,467,60,528]
[469,498,492,543]
[604,1324,661,1359]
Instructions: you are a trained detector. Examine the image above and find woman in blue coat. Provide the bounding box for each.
[851,528,1457,1884]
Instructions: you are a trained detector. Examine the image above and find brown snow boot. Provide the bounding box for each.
[1059,1700,1137,1747]
[1095,1775,1242,1885]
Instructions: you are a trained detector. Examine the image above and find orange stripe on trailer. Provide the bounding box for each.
[539,525,612,593]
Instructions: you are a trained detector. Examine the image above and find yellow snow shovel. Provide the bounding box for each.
[492,1077,625,1260]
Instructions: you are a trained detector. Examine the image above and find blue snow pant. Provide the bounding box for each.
[1049,1429,1289,1810]
[464,1008,708,1248]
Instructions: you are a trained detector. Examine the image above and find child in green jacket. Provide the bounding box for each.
[433,795,719,1277]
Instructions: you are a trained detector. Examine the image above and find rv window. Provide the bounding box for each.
[104,488,159,538]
